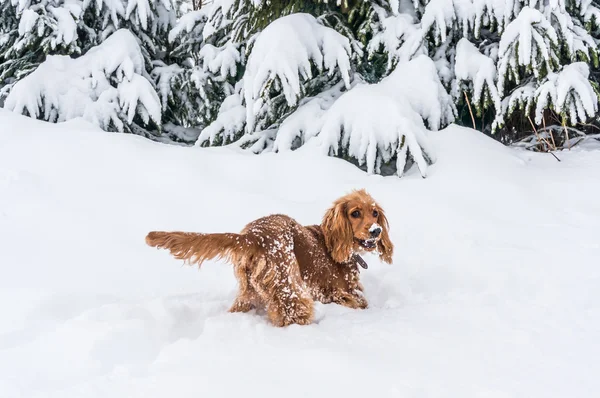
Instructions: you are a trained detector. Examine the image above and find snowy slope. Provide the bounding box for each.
[1,109,599,397]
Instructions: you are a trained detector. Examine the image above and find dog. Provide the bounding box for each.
[145,189,393,326]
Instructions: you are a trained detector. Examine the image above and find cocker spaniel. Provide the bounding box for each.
[145,189,393,327]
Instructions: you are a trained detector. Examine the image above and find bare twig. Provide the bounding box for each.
[542,115,557,150]
[577,122,600,132]
[463,91,476,130]
[562,117,571,150]
[528,116,561,161]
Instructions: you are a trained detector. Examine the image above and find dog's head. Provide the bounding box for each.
[321,189,394,264]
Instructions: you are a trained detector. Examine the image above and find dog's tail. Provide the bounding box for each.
[145,231,258,266]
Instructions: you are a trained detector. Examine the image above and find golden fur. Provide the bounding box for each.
[145,189,393,327]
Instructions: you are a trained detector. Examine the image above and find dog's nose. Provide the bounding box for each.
[370,227,382,238]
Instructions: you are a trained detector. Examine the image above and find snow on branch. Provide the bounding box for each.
[199,42,241,79]
[124,0,172,30]
[242,13,352,133]
[534,62,598,125]
[319,83,435,178]
[497,7,558,94]
[542,1,598,63]
[5,29,161,131]
[168,9,208,43]
[502,81,536,123]
[380,55,456,131]
[454,39,502,124]
[272,80,347,152]
[420,0,474,44]
[12,1,83,54]
[270,56,448,177]
[582,2,600,27]
[367,13,424,72]
[197,89,246,146]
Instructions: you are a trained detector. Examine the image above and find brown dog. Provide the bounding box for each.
[145,189,393,326]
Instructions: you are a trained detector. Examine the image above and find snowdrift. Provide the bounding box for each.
[1,109,599,397]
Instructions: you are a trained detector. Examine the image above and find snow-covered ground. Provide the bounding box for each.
[1,108,599,397]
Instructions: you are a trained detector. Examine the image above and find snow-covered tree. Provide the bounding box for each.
[419,0,599,140]
[170,0,438,175]
[79,0,176,67]
[4,29,162,133]
[365,0,599,142]
[0,0,85,101]
[161,0,393,142]
[237,13,352,149]
[151,0,248,144]
[189,1,451,175]
[318,81,435,178]
[0,0,177,137]
[270,55,448,177]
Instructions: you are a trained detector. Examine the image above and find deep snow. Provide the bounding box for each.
[1,109,599,397]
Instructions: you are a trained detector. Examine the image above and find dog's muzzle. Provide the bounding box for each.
[357,238,377,249]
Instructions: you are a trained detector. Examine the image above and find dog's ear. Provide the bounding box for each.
[376,208,394,264]
[322,200,354,263]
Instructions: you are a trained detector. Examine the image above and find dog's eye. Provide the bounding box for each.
[373,210,379,217]
[350,210,360,218]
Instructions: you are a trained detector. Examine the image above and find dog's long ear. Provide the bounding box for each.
[377,208,394,264]
[322,200,354,263]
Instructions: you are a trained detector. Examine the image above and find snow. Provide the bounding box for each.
[534,62,598,125]
[454,38,503,125]
[2,109,599,397]
[151,62,183,111]
[201,0,233,39]
[17,9,39,37]
[502,80,537,120]
[273,80,346,152]
[497,7,558,93]
[168,9,207,43]
[368,223,382,233]
[197,90,246,145]
[318,83,434,177]
[4,29,161,131]
[199,42,240,79]
[125,0,153,30]
[545,2,597,61]
[88,0,125,28]
[15,1,83,49]
[381,55,456,131]
[273,56,452,177]
[48,5,79,47]
[242,13,352,133]
[420,0,474,44]
[583,2,600,25]
[367,13,424,71]
[501,49,598,128]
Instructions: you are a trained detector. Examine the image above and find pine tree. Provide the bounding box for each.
[403,0,600,143]
[0,0,178,136]
[0,0,177,135]
[154,3,244,144]
[0,1,20,103]
[192,0,453,175]
[158,0,456,175]
[190,0,403,148]
[4,29,163,134]
[0,0,84,101]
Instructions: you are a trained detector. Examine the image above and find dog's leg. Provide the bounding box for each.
[250,254,314,327]
[229,296,255,313]
[332,290,368,309]
[229,256,261,313]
